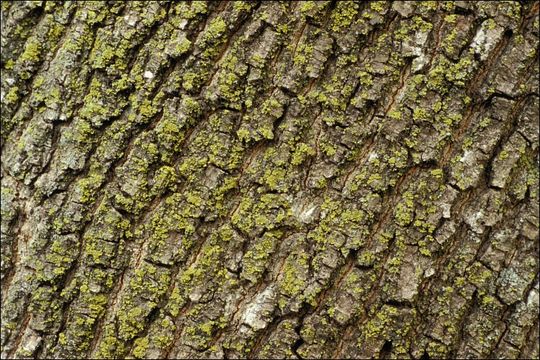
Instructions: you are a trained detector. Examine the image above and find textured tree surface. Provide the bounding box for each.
[1,1,539,359]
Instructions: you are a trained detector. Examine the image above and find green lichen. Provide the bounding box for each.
[361,305,399,341]
[75,172,104,203]
[132,336,149,359]
[241,231,281,283]
[201,16,227,47]
[19,38,41,62]
[291,143,316,166]
[4,85,20,105]
[331,1,359,32]
[280,252,308,298]
[394,191,415,226]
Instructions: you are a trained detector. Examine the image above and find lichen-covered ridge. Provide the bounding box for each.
[1,1,539,359]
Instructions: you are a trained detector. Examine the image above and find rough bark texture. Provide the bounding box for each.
[1,1,539,359]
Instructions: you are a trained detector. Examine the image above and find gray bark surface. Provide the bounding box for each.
[1,1,539,359]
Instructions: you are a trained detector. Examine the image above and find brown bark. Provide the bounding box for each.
[1,1,539,359]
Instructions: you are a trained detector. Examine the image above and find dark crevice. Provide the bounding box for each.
[291,337,305,360]
[379,339,393,359]
[384,299,413,309]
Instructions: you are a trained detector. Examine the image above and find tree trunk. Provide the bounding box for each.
[1,1,539,359]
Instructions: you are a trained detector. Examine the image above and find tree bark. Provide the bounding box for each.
[1,1,539,359]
